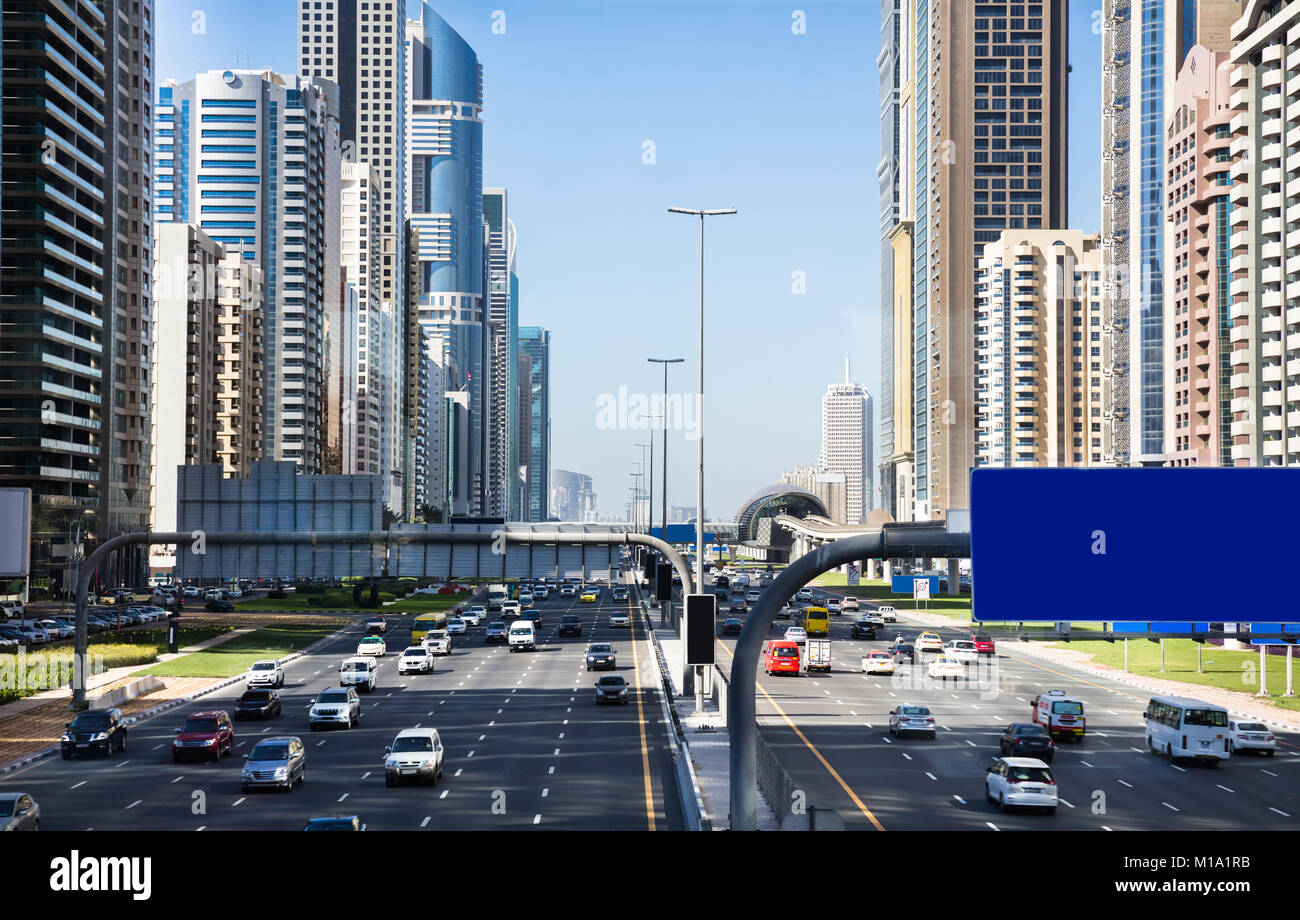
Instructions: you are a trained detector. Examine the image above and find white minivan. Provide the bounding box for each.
[508,621,536,652]
[1144,695,1230,764]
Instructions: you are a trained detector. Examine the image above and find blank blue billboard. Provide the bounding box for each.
[970,468,1300,623]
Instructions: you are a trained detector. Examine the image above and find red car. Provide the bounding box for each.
[172,710,235,763]
[763,640,802,675]
[971,634,996,656]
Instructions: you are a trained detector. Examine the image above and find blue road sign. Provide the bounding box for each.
[971,468,1300,623]
[1111,622,1210,634]
[1248,623,1300,645]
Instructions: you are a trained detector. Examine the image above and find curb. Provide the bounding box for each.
[0,621,359,776]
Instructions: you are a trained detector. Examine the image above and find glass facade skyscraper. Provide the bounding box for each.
[518,327,550,522]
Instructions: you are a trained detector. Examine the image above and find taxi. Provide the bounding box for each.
[356,635,387,657]
[915,631,944,652]
[861,650,896,675]
[927,654,964,681]
[580,589,599,603]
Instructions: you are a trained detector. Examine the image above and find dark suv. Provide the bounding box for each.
[61,708,128,759]
[172,710,235,763]
[558,613,582,637]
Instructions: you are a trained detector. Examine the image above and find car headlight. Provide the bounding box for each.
[91,732,108,741]
[273,767,288,778]
[61,733,72,742]
[204,737,216,745]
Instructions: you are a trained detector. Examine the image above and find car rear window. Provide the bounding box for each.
[901,706,930,716]
[1051,701,1083,715]
[1184,708,1228,727]
[975,635,992,642]
[1236,722,1268,732]
[1016,724,1047,735]
[1007,766,1053,782]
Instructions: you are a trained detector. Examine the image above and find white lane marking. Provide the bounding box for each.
[317,740,326,747]
[498,709,503,714]
[125,800,141,810]
[152,744,164,751]
[849,711,857,716]
[554,747,561,755]
[986,822,1000,831]
[541,788,549,798]
[337,793,349,803]
[1059,798,1075,808]
[901,753,912,761]
[1170,765,1187,773]
[421,817,431,827]
[559,732,565,739]
[882,737,893,744]
[467,750,475,758]
[454,768,463,777]
[1269,807,1291,817]
[428,711,434,716]
[1093,731,1108,737]
[953,795,966,805]
[864,723,873,729]
[1129,747,1145,753]
[925,772,938,781]
[888,692,896,698]
[1080,761,1093,768]
[533,814,542,825]
[951,694,959,699]
[563,720,569,725]
[1162,802,1180,812]
[964,740,976,747]
[440,790,449,799]
[170,775,184,784]
[70,781,87,790]
[1108,710,1117,715]
[196,826,206,831]
[114,760,130,768]
[232,797,246,806]
[478,735,486,741]
[1117,780,1133,788]
[1015,697,1025,703]
[548,766,555,774]
[1262,769,1278,777]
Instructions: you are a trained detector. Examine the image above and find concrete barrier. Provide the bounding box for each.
[89,676,166,710]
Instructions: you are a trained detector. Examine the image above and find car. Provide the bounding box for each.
[985,757,1057,815]
[586,642,617,671]
[532,586,550,601]
[339,656,380,691]
[999,723,1056,762]
[714,575,730,588]
[356,635,386,657]
[0,793,39,832]
[721,617,744,636]
[927,655,965,681]
[0,601,26,620]
[303,816,365,831]
[580,589,599,603]
[37,619,73,639]
[944,639,979,663]
[508,620,537,651]
[784,626,808,647]
[12,622,49,643]
[398,646,435,675]
[560,584,577,598]
[309,687,361,731]
[841,596,860,612]
[595,674,630,705]
[891,642,917,664]
[558,613,583,637]
[365,616,387,635]
[205,589,223,601]
[888,704,936,738]
[731,599,749,614]
[826,599,842,615]
[746,591,761,603]
[234,689,283,721]
[241,736,306,792]
[608,613,631,628]
[915,631,944,652]
[1228,719,1277,755]
[862,651,896,675]
[422,629,452,654]
[172,710,235,763]
[0,631,19,651]
[246,659,285,689]
[501,600,522,619]
[384,728,445,786]
[460,607,485,626]
[775,605,794,620]
[60,708,128,758]
[480,621,506,643]
[611,586,628,601]
[862,611,885,629]
[205,599,234,612]
[877,606,897,623]
[446,617,467,636]
[518,591,534,607]
[850,619,877,640]
[183,586,200,598]
[225,587,243,599]
[972,634,996,655]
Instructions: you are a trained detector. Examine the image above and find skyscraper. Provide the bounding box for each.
[0,0,156,592]
[156,70,342,473]
[518,326,550,522]
[820,362,873,525]
[483,188,519,520]
[551,470,597,523]
[880,0,1070,521]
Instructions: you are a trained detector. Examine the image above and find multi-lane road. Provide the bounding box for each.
[1,584,683,831]
[709,586,1300,831]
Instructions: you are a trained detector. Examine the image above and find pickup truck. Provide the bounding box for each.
[804,638,832,673]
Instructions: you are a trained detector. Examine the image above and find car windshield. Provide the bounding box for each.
[774,648,799,658]
[448,619,464,626]
[1007,766,1053,782]
[562,615,580,622]
[250,742,288,761]
[598,677,625,686]
[251,662,275,671]
[1183,708,1228,727]
[241,692,271,703]
[901,707,930,716]
[304,819,353,831]
[975,635,992,643]
[402,648,426,657]
[71,715,109,731]
[392,736,434,753]
[318,691,350,703]
[589,645,613,653]
[182,718,218,733]
[360,637,381,644]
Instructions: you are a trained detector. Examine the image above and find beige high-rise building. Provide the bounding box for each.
[780,467,848,525]
[975,230,1106,468]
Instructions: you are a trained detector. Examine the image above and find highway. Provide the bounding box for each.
[0,584,682,831]
[708,584,1300,831]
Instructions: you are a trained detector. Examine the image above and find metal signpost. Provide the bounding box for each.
[913,575,929,613]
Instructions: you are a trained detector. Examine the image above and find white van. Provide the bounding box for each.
[1144,695,1230,764]
[1033,690,1086,739]
[508,621,536,652]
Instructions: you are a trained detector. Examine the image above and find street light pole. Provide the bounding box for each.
[668,207,736,596]
[647,358,683,545]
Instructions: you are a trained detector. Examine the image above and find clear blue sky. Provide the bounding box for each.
[157,0,1104,521]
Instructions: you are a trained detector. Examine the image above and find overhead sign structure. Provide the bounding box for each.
[684,593,717,666]
[913,577,930,601]
[971,468,1300,623]
[1249,624,1300,645]
[0,489,32,578]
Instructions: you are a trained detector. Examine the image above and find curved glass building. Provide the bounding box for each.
[735,485,831,553]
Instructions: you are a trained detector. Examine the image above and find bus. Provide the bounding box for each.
[802,606,830,636]
[411,612,449,643]
[1143,695,1230,764]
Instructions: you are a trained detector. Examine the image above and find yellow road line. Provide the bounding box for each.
[716,640,885,830]
[627,590,656,830]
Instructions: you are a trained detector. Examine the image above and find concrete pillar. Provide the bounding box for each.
[882,559,892,582]
[922,556,932,572]
[947,558,960,595]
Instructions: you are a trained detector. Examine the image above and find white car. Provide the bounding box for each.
[501,600,522,618]
[384,728,444,786]
[944,639,979,663]
[877,606,897,622]
[309,687,360,731]
[985,757,1058,814]
[356,636,387,657]
[559,585,577,598]
[446,617,467,636]
[826,599,842,615]
[608,613,631,628]
[518,592,534,607]
[460,607,486,626]
[863,612,885,628]
[841,597,860,612]
[183,586,200,598]
[927,655,965,681]
[339,656,379,692]
[422,630,452,655]
[746,591,761,602]
[862,651,896,675]
[915,631,944,652]
[784,627,808,646]
[205,589,223,601]
[38,619,74,639]
[247,659,285,689]
[226,587,243,598]
[1228,719,1277,755]
[398,646,435,675]
[1,601,26,620]
[532,586,549,600]
[795,588,814,603]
